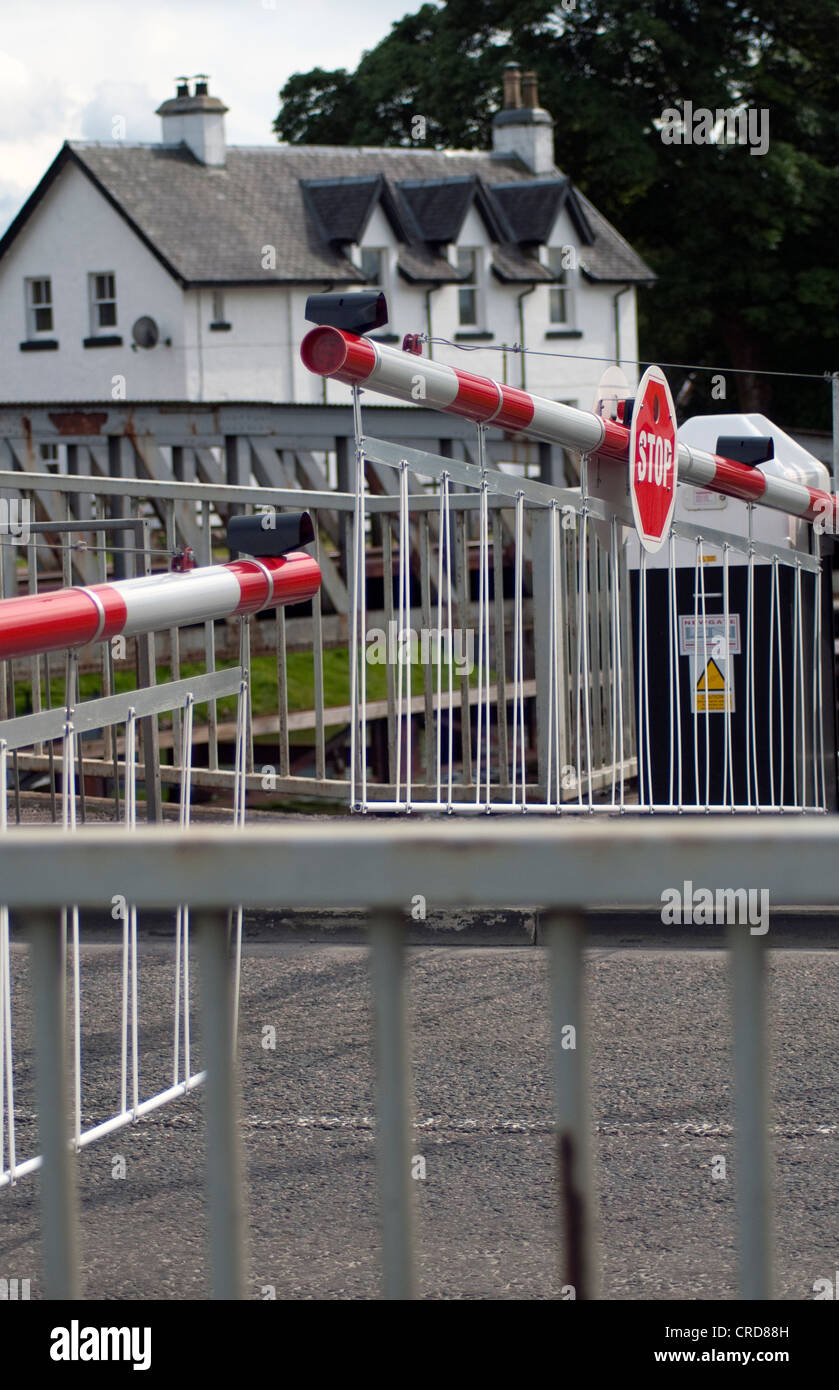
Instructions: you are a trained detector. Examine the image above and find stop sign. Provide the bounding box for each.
[629,365,678,552]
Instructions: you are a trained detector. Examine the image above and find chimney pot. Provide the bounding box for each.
[492,60,555,174]
[521,71,539,109]
[156,76,229,166]
[502,62,522,110]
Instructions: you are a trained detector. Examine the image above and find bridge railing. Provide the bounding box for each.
[0,466,631,812]
[1,815,831,1299]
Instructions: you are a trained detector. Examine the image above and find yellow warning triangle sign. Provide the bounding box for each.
[697,657,726,692]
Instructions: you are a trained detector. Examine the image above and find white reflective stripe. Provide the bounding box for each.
[372,344,461,409]
[119,568,242,636]
[760,476,814,518]
[678,443,816,518]
[678,444,716,485]
[529,397,604,454]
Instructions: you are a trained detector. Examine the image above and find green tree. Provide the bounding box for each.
[275,0,839,425]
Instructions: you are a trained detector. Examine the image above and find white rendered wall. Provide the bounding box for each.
[0,159,641,410]
[0,159,187,402]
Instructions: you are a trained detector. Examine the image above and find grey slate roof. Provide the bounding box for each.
[396,176,503,245]
[0,140,655,287]
[491,244,554,284]
[572,188,658,283]
[301,175,385,246]
[491,178,594,247]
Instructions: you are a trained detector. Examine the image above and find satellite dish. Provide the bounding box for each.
[132,316,159,350]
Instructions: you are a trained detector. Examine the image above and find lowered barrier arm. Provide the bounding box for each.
[302,326,836,814]
[301,325,839,527]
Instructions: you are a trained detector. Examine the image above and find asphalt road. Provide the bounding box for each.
[1,932,838,1300]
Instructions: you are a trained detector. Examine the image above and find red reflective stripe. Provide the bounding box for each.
[0,590,101,662]
[300,326,377,384]
[598,418,630,460]
[450,370,502,422]
[233,553,322,614]
[229,559,273,614]
[0,559,321,664]
[711,456,767,502]
[806,487,836,527]
[495,385,535,431]
[0,585,128,661]
[95,585,129,641]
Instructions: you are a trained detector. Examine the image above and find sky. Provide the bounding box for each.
[0,0,424,235]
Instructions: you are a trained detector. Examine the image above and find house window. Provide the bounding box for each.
[25,277,53,335]
[208,289,232,331]
[359,247,389,327]
[456,248,479,327]
[89,273,117,331]
[360,247,384,287]
[547,248,573,325]
[39,443,60,472]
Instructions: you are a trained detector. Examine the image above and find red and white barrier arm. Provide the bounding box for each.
[301,326,838,530]
[0,553,321,663]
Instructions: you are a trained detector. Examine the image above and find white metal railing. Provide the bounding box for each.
[0,642,250,1194]
[347,428,828,814]
[1,816,834,1300]
[0,473,591,808]
[301,323,835,815]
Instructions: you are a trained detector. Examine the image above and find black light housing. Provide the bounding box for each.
[227,510,315,559]
[304,291,388,335]
[716,436,774,467]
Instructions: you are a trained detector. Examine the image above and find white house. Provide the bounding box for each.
[0,67,653,412]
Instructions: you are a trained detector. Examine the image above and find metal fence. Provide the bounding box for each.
[348,433,830,813]
[0,462,633,812]
[1,373,836,817]
[0,641,249,1191]
[1,815,832,1300]
[300,330,836,816]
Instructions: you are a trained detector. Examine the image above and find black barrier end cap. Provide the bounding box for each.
[304,291,388,335]
[227,510,315,558]
[716,435,774,466]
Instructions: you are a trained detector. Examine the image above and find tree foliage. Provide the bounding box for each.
[275,0,839,424]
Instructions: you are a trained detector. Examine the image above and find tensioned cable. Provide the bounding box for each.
[422,335,836,384]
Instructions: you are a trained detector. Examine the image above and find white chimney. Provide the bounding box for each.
[492,64,555,175]
[156,75,228,167]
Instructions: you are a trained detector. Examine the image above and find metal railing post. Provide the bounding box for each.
[368,911,414,1299]
[728,921,772,1299]
[544,909,598,1299]
[26,909,80,1298]
[196,910,246,1299]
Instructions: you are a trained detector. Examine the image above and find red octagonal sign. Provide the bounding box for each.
[629,364,679,552]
